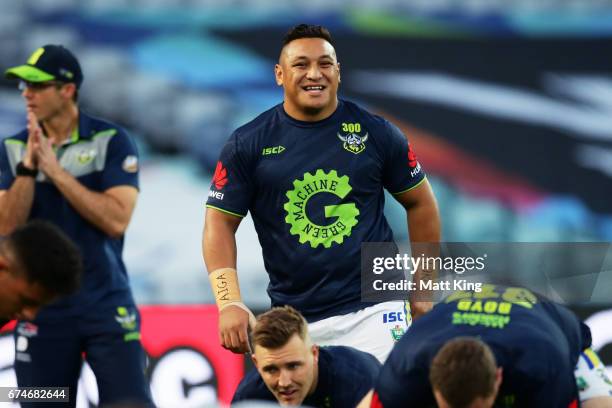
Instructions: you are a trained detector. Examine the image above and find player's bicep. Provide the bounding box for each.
[392,177,435,210]
[205,206,243,233]
[203,206,242,271]
[382,121,426,194]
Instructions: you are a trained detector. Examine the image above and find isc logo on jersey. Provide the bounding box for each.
[208,161,227,200]
[382,312,404,324]
[262,145,285,156]
[383,312,407,341]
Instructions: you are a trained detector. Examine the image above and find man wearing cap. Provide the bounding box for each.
[0,45,153,407]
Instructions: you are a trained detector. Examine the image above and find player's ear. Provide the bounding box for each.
[312,345,319,363]
[274,64,283,87]
[495,367,503,390]
[251,354,258,368]
[60,83,76,100]
[337,62,341,83]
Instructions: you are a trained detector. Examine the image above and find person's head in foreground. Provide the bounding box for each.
[430,337,503,408]
[275,23,340,122]
[252,305,319,406]
[0,220,82,320]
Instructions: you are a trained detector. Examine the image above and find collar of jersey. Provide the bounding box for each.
[39,118,80,148]
[278,100,344,129]
[61,109,106,146]
[52,111,85,148]
[57,126,79,147]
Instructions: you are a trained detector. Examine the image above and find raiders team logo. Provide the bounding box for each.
[77,149,96,165]
[337,132,368,155]
[337,122,368,154]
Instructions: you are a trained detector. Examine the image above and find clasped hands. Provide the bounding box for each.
[24,109,63,179]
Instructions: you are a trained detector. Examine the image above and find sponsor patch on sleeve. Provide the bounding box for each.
[122,155,138,173]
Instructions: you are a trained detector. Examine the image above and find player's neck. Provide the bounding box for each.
[308,363,319,396]
[283,98,338,122]
[41,104,79,145]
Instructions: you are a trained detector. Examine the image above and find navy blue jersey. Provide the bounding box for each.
[0,111,139,317]
[373,285,590,408]
[206,100,425,321]
[233,346,381,407]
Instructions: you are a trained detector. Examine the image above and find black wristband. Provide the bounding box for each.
[16,161,38,177]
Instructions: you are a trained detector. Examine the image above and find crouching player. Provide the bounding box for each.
[233,305,381,407]
[0,220,81,328]
[360,284,612,408]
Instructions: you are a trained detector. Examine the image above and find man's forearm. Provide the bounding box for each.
[203,209,255,353]
[408,200,441,299]
[0,177,36,235]
[407,199,441,244]
[50,169,131,237]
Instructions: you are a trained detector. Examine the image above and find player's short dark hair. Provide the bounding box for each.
[282,24,334,48]
[253,305,308,349]
[3,220,82,297]
[429,337,498,408]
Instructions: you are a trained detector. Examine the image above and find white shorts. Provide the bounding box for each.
[575,348,612,401]
[308,301,411,363]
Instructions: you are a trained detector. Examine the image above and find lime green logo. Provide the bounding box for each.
[77,149,96,165]
[115,306,137,331]
[262,145,285,156]
[284,169,359,248]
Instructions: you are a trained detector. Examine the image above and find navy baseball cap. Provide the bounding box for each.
[5,45,83,88]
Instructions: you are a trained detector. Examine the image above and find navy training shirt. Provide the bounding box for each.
[206,100,426,321]
[232,345,381,407]
[373,284,590,408]
[0,111,140,318]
